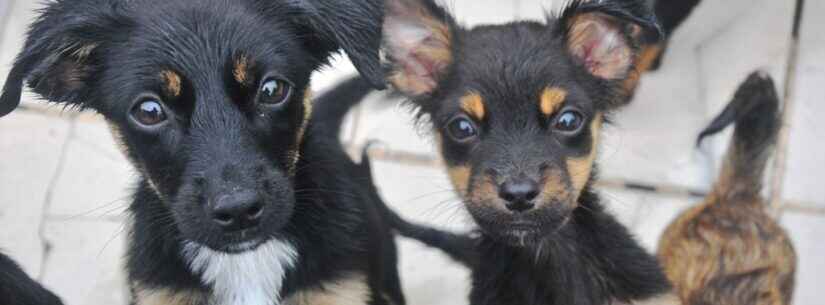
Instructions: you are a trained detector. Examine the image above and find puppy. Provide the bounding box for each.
[0,1,406,305]
[657,72,796,305]
[324,0,679,304]
[0,252,63,305]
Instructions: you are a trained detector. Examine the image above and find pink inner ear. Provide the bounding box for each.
[568,15,633,80]
[383,1,453,96]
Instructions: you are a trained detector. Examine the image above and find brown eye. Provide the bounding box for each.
[259,79,292,105]
[554,110,585,133]
[130,99,167,126]
[447,116,479,142]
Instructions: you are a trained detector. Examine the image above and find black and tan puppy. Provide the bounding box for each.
[334,0,678,304]
[658,72,796,305]
[0,252,63,305]
[0,0,405,304]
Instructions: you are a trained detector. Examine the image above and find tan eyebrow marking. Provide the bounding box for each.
[160,70,182,97]
[233,56,250,85]
[540,87,568,116]
[460,92,485,121]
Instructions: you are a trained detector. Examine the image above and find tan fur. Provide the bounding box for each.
[385,0,453,96]
[622,44,663,96]
[537,168,573,209]
[567,14,633,79]
[447,165,471,196]
[460,92,485,121]
[133,287,205,305]
[288,88,313,175]
[565,115,602,195]
[658,193,796,305]
[283,273,371,305]
[233,56,251,85]
[160,70,182,97]
[539,87,567,116]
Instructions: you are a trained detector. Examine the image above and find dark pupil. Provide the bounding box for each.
[450,119,476,139]
[556,112,581,131]
[136,101,165,125]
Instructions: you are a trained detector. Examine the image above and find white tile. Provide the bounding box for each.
[0,111,72,276]
[782,0,825,207]
[781,212,825,305]
[630,194,696,253]
[41,219,128,305]
[449,0,517,26]
[371,160,471,305]
[47,119,136,219]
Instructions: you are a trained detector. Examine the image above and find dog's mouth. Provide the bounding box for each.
[220,236,267,253]
[466,200,573,247]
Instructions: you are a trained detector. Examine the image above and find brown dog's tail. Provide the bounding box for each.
[698,71,781,200]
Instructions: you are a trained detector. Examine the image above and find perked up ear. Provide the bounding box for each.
[382,0,455,97]
[0,0,125,117]
[287,0,387,89]
[559,0,663,80]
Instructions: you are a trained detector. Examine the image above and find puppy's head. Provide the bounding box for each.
[0,0,384,252]
[383,0,660,245]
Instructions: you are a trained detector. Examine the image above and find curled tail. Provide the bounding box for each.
[698,71,781,199]
[356,144,478,268]
[310,76,376,142]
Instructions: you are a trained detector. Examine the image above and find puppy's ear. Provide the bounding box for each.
[288,0,386,89]
[382,0,456,97]
[0,1,125,117]
[558,0,662,81]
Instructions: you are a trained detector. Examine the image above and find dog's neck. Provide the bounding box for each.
[471,189,672,305]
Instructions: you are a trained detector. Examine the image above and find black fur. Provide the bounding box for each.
[334,0,674,304]
[0,1,402,304]
[0,252,63,305]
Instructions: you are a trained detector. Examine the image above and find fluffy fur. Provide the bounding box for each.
[326,0,679,304]
[657,71,796,305]
[0,1,403,304]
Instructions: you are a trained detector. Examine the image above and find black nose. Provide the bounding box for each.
[499,178,539,212]
[211,191,264,231]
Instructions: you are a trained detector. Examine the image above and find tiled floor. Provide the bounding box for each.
[0,1,822,305]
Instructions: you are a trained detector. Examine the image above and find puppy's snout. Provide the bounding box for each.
[499,178,539,212]
[210,190,264,231]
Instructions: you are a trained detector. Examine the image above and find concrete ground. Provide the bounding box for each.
[1,0,822,304]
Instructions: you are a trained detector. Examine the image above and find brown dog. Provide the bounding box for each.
[658,71,796,305]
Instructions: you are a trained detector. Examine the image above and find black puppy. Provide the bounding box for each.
[0,0,405,304]
[0,252,63,305]
[329,0,680,304]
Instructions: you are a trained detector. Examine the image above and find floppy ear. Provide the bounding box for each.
[288,0,387,89]
[0,1,125,117]
[382,0,456,97]
[558,0,662,81]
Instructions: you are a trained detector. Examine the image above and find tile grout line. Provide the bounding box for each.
[36,115,78,282]
[769,0,805,217]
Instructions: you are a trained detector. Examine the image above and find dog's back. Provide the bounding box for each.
[0,253,63,305]
[657,71,796,305]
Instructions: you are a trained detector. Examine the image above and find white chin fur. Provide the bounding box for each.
[183,239,299,305]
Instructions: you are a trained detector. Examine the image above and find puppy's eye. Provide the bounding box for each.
[259,79,292,105]
[130,99,167,126]
[553,110,585,133]
[447,117,479,142]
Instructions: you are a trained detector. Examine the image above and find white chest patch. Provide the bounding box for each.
[183,239,299,305]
